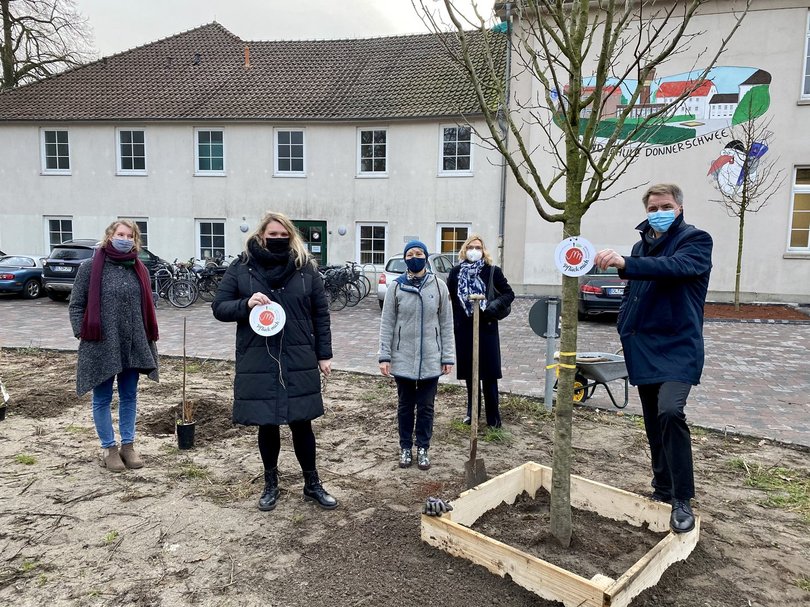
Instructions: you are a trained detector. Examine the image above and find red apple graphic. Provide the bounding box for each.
[259,310,275,326]
[565,247,583,265]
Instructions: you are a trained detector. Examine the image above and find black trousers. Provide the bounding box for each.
[637,382,695,500]
[395,377,439,450]
[258,420,317,472]
[465,378,501,428]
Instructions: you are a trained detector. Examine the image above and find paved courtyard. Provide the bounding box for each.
[1,295,808,447]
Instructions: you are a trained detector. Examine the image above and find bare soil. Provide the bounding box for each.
[704,302,810,321]
[0,350,808,607]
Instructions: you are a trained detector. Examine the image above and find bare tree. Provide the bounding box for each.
[1,0,93,90]
[708,89,785,310]
[416,0,749,546]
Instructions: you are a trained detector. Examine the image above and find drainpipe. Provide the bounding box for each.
[497,2,513,267]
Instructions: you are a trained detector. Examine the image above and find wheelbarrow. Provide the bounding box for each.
[553,350,629,409]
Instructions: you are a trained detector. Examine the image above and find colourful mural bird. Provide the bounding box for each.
[708,140,769,196]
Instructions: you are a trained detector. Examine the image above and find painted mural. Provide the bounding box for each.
[555,67,772,157]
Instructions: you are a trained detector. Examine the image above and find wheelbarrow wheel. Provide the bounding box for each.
[573,373,588,402]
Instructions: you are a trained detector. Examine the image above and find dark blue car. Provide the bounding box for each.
[0,254,46,299]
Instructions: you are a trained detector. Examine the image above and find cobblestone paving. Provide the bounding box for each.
[2,294,808,447]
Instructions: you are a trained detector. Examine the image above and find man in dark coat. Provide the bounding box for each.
[595,183,712,534]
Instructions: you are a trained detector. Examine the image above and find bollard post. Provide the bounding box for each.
[543,298,559,411]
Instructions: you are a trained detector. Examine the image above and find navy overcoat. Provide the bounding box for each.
[618,214,712,386]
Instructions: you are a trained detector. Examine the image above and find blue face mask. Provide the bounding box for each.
[647,210,677,233]
[111,238,134,253]
[405,257,427,273]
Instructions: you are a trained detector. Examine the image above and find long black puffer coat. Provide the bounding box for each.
[212,256,332,426]
[446,263,515,381]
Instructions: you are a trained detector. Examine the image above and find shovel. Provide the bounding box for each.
[464,293,487,489]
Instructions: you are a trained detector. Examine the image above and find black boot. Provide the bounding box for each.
[302,469,338,510]
[670,499,695,533]
[258,468,280,511]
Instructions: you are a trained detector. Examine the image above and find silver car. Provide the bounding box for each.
[376,253,456,309]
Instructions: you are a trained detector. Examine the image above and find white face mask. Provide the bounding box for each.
[465,248,483,262]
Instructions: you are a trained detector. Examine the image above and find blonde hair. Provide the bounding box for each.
[245,211,312,269]
[102,219,142,251]
[457,233,493,265]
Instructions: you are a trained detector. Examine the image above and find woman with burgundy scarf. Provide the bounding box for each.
[69,220,159,472]
[212,212,337,512]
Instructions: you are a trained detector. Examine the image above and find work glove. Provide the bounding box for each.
[422,497,454,517]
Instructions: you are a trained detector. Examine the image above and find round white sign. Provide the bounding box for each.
[249,302,286,336]
[554,236,596,277]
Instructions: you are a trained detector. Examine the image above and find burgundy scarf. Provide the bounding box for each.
[81,245,159,342]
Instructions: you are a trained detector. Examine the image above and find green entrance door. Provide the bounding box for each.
[293,220,327,266]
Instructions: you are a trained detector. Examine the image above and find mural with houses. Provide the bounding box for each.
[557,67,772,148]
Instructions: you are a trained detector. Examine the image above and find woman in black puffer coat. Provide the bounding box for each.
[213,212,336,512]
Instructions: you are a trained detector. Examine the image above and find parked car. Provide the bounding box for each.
[578,266,627,320]
[138,247,170,276]
[0,254,46,299]
[41,239,99,301]
[377,253,456,309]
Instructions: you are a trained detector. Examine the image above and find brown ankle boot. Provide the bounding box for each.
[119,443,143,469]
[101,445,126,472]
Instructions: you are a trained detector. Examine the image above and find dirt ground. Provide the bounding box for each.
[703,303,810,321]
[0,350,808,607]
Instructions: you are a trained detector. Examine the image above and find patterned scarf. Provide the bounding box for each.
[81,244,159,342]
[456,259,487,316]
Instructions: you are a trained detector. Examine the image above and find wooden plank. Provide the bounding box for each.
[568,473,671,533]
[421,515,605,607]
[606,518,700,607]
[448,463,530,526]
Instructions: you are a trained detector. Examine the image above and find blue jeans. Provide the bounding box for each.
[395,377,439,450]
[92,369,140,448]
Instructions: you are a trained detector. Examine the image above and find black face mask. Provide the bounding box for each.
[265,238,290,253]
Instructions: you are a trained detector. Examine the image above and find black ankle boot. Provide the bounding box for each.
[302,469,338,510]
[258,467,280,511]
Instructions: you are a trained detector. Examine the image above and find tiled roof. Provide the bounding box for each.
[0,23,507,122]
[657,80,714,98]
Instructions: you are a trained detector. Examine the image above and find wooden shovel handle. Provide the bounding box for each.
[469,294,485,459]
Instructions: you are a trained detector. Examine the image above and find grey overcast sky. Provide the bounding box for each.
[78,0,496,57]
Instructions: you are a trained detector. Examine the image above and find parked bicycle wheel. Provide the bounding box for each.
[168,279,199,308]
[344,282,363,307]
[326,285,347,311]
[197,276,219,302]
[355,274,372,298]
[153,267,173,300]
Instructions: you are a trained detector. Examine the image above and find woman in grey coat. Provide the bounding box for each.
[379,240,454,470]
[69,220,159,472]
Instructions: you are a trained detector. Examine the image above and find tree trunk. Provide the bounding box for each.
[735,209,745,311]
[1,0,15,90]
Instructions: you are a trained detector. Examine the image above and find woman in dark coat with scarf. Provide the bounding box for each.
[69,220,159,472]
[446,234,514,428]
[212,212,337,512]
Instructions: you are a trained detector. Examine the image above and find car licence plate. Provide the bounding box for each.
[607,287,624,296]
[53,266,72,273]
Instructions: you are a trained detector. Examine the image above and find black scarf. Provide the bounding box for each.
[248,238,297,288]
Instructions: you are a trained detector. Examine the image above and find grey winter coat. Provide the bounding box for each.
[69,259,160,396]
[379,273,455,380]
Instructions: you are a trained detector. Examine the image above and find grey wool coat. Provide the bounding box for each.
[69,259,159,396]
[379,273,455,380]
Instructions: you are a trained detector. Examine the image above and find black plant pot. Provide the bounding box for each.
[0,406,6,422]
[176,421,195,450]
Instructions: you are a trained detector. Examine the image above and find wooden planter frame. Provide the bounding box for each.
[421,462,699,607]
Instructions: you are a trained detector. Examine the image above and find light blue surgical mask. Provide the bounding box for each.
[647,210,677,233]
[111,238,134,253]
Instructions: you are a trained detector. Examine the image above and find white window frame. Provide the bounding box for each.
[274,128,306,177]
[356,127,388,177]
[355,223,388,265]
[803,12,810,100]
[194,128,226,176]
[788,166,810,252]
[196,219,226,260]
[44,216,73,249]
[40,128,71,175]
[436,223,471,257]
[121,217,149,248]
[438,124,474,176]
[116,128,147,175]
